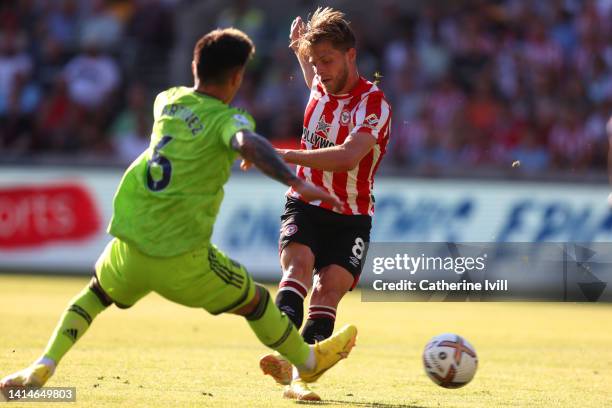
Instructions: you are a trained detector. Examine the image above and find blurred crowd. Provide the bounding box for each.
[381,0,612,175]
[1,0,611,176]
[0,0,175,163]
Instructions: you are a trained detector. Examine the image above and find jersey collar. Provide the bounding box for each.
[326,76,370,100]
[192,88,225,104]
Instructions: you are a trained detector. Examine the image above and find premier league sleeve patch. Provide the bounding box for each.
[364,113,379,127]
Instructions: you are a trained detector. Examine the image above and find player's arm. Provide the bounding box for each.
[279,132,376,172]
[231,130,342,209]
[289,16,315,87]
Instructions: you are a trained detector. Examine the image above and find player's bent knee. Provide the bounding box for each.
[311,268,353,305]
[88,276,113,308]
[281,247,314,283]
[244,285,271,320]
[317,266,354,290]
[282,263,312,284]
[89,275,133,309]
[282,243,313,265]
[232,284,268,318]
[311,286,345,306]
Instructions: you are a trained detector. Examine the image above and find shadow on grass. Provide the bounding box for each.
[296,399,427,408]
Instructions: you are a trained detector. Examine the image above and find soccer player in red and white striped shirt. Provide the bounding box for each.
[258,7,391,400]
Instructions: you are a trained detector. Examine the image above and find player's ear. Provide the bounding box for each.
[229,67,245,88]
[191,60,197,80]
[346,47,356,64]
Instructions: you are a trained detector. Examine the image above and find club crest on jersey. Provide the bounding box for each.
[284,224,298,236]
[341,110,351,125]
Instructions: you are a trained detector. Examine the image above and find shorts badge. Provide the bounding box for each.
[284,224,298,236]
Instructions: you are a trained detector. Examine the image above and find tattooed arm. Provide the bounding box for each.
[230,130,342,209]
[231,130,298,185]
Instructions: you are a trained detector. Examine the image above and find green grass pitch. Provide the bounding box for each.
[1,274,611,407]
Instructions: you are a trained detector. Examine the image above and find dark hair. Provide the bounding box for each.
[193,28,255,84]
[294,7,355,57]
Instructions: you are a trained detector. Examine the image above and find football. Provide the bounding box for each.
[423,333,478,388]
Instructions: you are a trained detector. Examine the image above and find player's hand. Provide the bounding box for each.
[289,16,305,51]
[276,148,298,165]
[276,148,289,161]
[240,159,253,171]
[291,179,343,212]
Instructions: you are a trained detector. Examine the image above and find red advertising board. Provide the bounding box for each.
[0,184,101,249]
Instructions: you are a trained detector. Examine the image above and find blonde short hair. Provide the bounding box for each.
[294,7,356,58]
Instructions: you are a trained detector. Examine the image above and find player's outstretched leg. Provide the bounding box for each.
[0,279,110,391]
[236,285,357,388]
[259,302,338,390]
[278,323,357,401]
[260,243,314,386]
[283,266,353,400]
[275,242,315,329]
[279,303,337,399]
[260,273,309,386]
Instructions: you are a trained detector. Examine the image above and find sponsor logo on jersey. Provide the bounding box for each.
[284,224,298,236]
[349,256,360,267]
[302,127,336,148]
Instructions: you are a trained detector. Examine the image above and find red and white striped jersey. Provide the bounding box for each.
[288,75,392,216]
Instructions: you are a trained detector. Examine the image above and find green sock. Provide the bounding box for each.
[246,286,310,367]
[42,285,108,364]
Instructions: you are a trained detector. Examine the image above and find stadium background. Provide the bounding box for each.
[1,2,612,407]
[2,0,612,274]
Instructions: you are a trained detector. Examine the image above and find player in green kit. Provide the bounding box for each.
[0,28,357,395]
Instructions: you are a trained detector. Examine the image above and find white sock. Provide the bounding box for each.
[294,346,316,375]
[305,346,315,370]
[35,356,57,373]
[292,366,300,381]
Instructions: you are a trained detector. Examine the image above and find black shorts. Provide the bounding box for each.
[279,197,372,288]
